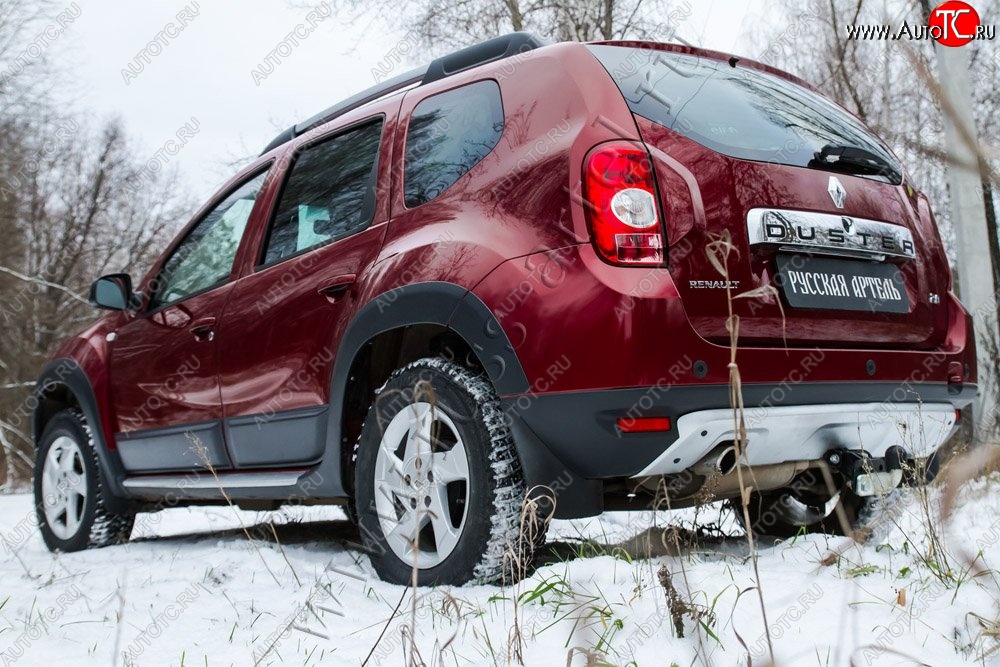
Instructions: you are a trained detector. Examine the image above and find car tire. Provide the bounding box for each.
[34,409,134,552]
[354,357,546,585]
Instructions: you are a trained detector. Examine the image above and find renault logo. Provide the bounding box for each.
[828,176,847,209]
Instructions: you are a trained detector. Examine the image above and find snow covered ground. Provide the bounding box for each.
[1,477,999,666]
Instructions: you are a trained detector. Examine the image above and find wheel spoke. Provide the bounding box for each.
[378,442,405,478]
[431,447,469,483]
[49,494,69,520]
[375,476,412,509]
[64,470,86,494]
[382,508,422,555]
[42,459,60,497]
[58,446,75,472]
[63,499,81,535]
[403,403,433,466]
[427,488,461,557]
[43,448,62,491]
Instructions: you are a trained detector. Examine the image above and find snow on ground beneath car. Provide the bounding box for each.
[1,478,998,666]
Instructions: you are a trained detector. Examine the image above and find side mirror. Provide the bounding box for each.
[89,274,133,311]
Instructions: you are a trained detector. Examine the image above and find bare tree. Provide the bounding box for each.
[753,0,998,250]
[313,0,688,52]
[0,113,190,486]
[753,0,1000,438]
[0,3,192,487]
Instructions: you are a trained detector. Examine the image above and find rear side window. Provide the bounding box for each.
[404,80,503,207]
[261,118,383,266]
[587,45,901,183]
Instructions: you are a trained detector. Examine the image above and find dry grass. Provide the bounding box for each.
[706,229,775,664]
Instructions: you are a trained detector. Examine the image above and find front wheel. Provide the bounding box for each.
[354,358,546,585]
[34,409,134,552]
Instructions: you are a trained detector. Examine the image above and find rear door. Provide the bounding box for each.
[587,44,950,349]
[215,108,393,469]
[109,168,270,473]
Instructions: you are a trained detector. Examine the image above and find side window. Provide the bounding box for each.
[261,119,383,266]
[151,169,268,309]
[404,80,503,208]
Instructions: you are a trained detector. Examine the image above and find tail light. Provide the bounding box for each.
[583,141,665,266]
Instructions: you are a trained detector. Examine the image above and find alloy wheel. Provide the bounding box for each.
[373,401,471,569]
[41,435,88,540]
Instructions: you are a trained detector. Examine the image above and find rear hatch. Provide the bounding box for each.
[587,43,950,349]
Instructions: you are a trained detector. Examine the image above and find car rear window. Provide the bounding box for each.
[587,45,901,182]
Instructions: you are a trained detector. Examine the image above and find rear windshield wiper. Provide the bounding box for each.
[808,143,901,183]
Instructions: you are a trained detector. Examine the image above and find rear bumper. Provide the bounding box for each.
[636,401,957,476]
[502,381,976,480]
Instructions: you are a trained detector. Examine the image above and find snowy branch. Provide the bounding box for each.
[0,265,89,305]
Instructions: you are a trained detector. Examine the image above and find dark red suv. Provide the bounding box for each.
[32,33,977,585]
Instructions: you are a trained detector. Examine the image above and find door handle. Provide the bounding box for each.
[189,317,216,342]
[319,274,356,302]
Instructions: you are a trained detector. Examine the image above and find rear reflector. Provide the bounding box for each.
[617,416,672,433]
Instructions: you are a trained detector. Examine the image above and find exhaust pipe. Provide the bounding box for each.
[693,444,739,477]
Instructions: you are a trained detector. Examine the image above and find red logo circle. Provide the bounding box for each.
[928,1,981,46]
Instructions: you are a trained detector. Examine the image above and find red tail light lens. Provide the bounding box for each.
[583,142,665,265]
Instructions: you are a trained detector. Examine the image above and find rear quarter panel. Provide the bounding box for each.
[359,42,639,303]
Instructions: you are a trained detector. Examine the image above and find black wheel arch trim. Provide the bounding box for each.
[33,358,132,512]
[306,281,530,498]
[349,281,530,395]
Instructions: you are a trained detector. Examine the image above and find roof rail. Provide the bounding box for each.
[422,31,546,84]
[259,66,426,155]
[259,32,547,156]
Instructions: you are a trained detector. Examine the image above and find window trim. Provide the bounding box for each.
[401,78,504,210]
[143,163,274,315]
[255,115,386,272]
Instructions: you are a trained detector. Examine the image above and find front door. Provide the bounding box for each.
[109,169,269,473]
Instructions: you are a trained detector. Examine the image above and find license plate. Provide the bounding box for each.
[775,255,910,314]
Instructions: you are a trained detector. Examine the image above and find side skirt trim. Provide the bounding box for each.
[122,469,308,490]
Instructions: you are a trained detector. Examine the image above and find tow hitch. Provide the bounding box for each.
[826,446,910,497]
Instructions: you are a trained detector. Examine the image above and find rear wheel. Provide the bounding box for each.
[354,358,546,585]
[34,410,134,552]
